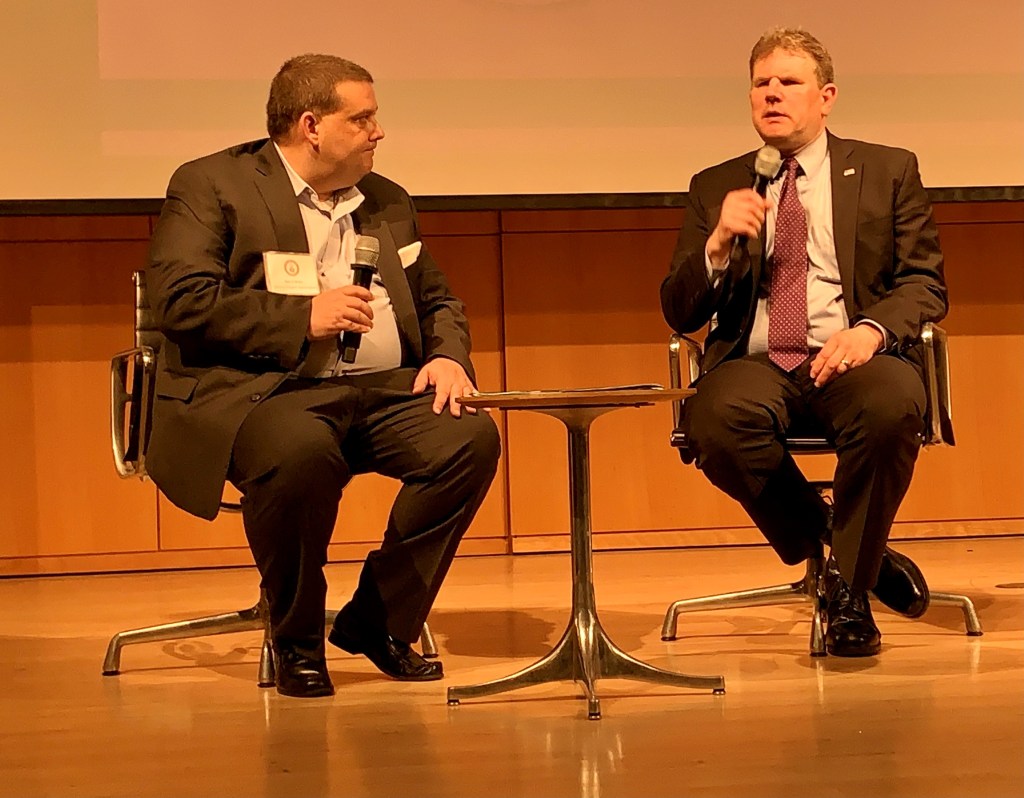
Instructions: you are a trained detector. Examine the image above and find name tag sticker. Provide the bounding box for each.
[263,251,320,296]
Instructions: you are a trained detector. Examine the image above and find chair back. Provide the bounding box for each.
[111,271,162,478]
[133,270,163,354]
[921,323,954,446]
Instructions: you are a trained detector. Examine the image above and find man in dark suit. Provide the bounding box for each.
[146,54,500,696]
[661,28,946,656]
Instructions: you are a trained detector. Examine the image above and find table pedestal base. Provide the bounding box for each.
[446,398,725,719]
[447,604,725,719]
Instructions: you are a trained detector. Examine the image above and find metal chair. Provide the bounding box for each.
[660,323,982,655]
[103,271,437,684]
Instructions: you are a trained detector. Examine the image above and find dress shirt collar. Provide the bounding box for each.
[778,128,829,183]
[273,142,364,217]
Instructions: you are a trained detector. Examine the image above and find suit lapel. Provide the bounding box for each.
[828,132,861,318]
[353,205,423,362]
[253,141,309,254]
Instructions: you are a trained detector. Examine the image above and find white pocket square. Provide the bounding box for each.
[843,168,856,176]
[397,241,422,269]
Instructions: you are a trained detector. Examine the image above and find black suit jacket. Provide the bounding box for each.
[146,139,474,520]
[660,132,948,376]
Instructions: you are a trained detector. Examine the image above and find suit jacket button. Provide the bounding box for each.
[250,393,262,402]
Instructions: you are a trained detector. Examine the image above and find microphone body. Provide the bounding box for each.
[340,236,381,364]
[733,145,783,255]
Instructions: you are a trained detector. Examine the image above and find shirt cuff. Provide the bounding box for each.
[705,245,729,286]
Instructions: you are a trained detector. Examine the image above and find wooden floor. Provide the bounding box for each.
[1,537,1022,798]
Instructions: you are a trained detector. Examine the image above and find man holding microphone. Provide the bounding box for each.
[661,28,946,657]
[146,54,500,697]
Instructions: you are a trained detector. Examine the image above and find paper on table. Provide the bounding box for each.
[467,383,665,399]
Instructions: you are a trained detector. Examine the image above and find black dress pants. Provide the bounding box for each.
[683,352,926,591]
[228,368,501,654]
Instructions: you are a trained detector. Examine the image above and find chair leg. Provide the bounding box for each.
[102,600,266,677]
[105,597,441,686]
[661,557,822,642]
[420,621,438,659]
[257,590,275,687]
[806,554,828,657]
[929,591,984,636]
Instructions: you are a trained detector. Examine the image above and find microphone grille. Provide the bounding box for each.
[353,235,381,267]
[754,145,783,180]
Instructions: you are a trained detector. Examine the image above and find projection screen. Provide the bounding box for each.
[1,0,1021,200]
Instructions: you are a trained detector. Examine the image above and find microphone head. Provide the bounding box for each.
[754,145,783,180]
[353,235,381,268]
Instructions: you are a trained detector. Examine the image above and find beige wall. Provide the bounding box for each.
[2,1,1023,198]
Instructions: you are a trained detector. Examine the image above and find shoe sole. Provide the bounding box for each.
[825,643,881,657]
[384,671,443,682]
[327,626,362,656]
[872,549,930,619]
[275,683,335,698]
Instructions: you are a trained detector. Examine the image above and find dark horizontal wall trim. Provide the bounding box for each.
[0,199,164,217]
[415,192,691,211]
[2,187,1023,217]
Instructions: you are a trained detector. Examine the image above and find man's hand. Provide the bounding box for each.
[412,357,478,417]
[706,189,774,267]
[810,325,884,387]
[308,285,374,340]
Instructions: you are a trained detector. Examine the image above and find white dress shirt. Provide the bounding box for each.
[750,130,847,354]
[275,144,402,376]
[707,130,886,354]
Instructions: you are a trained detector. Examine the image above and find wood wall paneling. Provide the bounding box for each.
[0,219,157,569]
[500,222,754,544]
[1,202,1021,575]
[419,221,509,545]
[500,205,1024,552]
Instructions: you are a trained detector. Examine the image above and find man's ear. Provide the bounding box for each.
[297,111,319,146]
[820,83,838,118]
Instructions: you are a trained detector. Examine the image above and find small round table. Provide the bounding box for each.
[447,387,725,719]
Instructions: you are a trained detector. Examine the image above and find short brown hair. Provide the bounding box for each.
[749,27,835,87]
[266,54,374,141]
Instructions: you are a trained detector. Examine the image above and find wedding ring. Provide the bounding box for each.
[840,359,850,366]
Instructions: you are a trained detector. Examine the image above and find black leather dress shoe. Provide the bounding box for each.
[871,546,930,618]
[273,644,335,698]
[328,620,443,681]
[824,556,882,657]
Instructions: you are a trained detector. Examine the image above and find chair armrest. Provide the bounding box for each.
[110,345,156,478]
[668,334,703,433]
[666,325,954,450]
[920,322,955,447]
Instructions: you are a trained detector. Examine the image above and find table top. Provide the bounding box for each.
[457,385,694,410]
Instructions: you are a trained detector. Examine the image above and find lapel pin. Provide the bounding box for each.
[844,168,856,176]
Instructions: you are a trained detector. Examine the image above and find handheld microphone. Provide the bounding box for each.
[340,235,381,364]
[733,144,783,255]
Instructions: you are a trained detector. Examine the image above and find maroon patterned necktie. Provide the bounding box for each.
[767,157,809,371]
